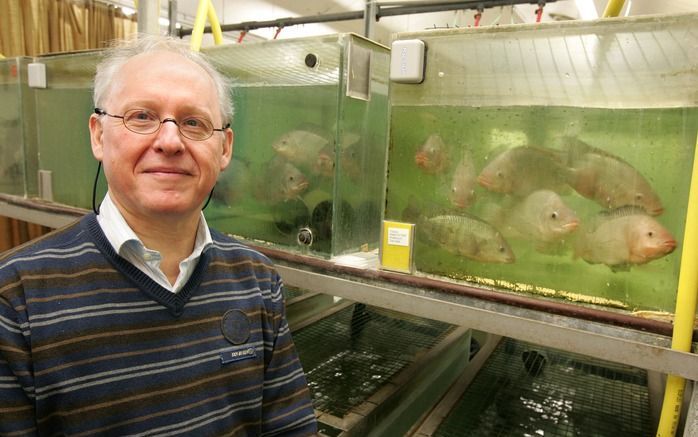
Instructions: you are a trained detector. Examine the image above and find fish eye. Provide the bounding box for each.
[636,193,644,200]
[496,171,503,178]
[551,211,558,219]
[499,246,505,253]
[648,231,654,237]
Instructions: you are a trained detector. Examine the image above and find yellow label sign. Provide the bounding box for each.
[380,220,415,273]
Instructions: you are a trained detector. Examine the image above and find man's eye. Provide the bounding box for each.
[127,110,157,122]
[183,118,202,128]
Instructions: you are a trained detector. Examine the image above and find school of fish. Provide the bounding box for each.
[411,134,675,270]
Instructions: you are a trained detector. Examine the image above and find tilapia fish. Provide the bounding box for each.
[561,137,663,215]
[500,189,579,243]
[418,213,515,263]
[478,146,570,197]
[271,128,330,169]
[255,157,309,204]
[415,133,450,174]
[573,206,676,268]
[449,153,478,209]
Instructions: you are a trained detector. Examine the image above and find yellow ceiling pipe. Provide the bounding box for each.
[191,0,223,51]
[602,0,626,17]
[655,133,698,437]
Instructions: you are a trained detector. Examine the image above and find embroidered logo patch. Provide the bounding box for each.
[221,309,251,345]
[220,346,257,364]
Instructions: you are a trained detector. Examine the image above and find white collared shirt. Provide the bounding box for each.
[96,192,213,293]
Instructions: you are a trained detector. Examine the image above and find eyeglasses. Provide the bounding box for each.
[94,108,229,141]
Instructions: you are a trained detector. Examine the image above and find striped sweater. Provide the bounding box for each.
[0,214,317,436]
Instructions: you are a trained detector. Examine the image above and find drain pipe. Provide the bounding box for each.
[656,135,698,436]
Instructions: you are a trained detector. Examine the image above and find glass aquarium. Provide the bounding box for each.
[33,51,106,209]
[0,57,39,197]
[204,33,390,257]
[385,13,698,312]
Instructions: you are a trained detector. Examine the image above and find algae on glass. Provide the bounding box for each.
[386,13,698,312]
[204,34,390,258]
[0,57,39,197]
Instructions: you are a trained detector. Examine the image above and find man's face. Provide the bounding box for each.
[89,51,233,223]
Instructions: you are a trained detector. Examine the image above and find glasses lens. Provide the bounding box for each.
[179,116,214,141]
[123,109,161,134]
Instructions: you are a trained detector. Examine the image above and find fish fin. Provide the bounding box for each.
[610,263,632,273]
[598,205,649,219]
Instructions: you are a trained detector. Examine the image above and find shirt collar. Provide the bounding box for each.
[96,192,213,257]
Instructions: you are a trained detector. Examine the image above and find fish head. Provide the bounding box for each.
[477,151,515,193]
[477,165,511,193]
[271,132,297,158]
[477,235,516,263]
[414,134,447,173]
[628,217,677,263]
[279,163,309,199]
[449,185,476,209]
[634,190,664,216]
[534,191,580,239]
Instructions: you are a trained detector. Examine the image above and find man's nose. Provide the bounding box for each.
[153,119,184,153]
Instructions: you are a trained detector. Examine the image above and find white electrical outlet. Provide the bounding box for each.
[389,39,425,84]
[28,63,47,88]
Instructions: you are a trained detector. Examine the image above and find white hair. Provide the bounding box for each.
[93,34,233,125]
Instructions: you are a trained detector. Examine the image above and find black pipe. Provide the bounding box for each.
[178,0,557,37]
[377,0,556,18]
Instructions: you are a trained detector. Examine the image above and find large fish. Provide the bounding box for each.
[271,128,330,169]
[497,190,580,244]
[312,134,363,180]
[415,134,450,174]
[448,152,478,209]
[561,137,663,215]
[478,146,570,197]
[255,157,309,204]
[573,206,676,269]
[417,213,515,263]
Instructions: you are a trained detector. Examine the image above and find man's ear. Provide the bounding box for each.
[220,128,234,171]
[89,114,104,161]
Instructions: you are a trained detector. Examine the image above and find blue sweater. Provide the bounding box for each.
[0,213,317,436]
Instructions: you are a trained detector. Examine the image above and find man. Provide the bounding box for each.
[0,36,317,436]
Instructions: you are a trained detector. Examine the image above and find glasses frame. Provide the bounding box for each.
[94,108,230,141]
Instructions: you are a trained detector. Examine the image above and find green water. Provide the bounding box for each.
[386,105,698,311]
[0,80,24,195]
[0,59,37,197]
[35,89,105,209]
[205,85,388,257]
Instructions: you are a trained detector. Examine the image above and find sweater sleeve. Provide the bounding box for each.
[0,283,38,436]
[260,274,317,437]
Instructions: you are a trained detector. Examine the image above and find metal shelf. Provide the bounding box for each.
[2,193,697,381]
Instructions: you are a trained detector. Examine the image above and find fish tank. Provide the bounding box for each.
[32,51,106,208]
[204,33,390,257]
[0,57,39,197]
[385,13,698,312]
